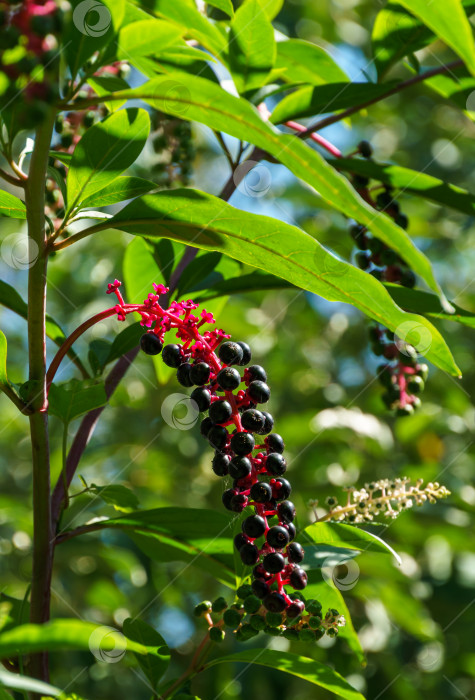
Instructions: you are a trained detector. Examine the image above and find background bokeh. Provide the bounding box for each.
[1,1,475,699]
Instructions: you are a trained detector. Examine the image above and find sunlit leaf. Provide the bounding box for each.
[123,618,170,689]
[276,39,349,85]
[0,191,26,219]
[228,0,276,93]
[48,379,107,423]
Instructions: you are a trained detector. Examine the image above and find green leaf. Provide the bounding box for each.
[122,618,170,689]
[0,331,7,386]
[80,176,156,209]
[106,189,460,375]
[66,108,150,212]
[228,0,276,93]
[70,507,236,587]
[105,322,144,364]
[275,39,349,86]
[331,157,475,216]
[90,483,140,512]
[206,649,365,700]
[0,190,26,219]
[123,236,167,304]
[0,670,62,698]
[393,0,475,76]
[64,0,125,81]
[206,0,234,17]
[147,0,226,57]
[270,82,397,124]
[116,74,448,308]
[175,252,222,298]
[117,19,183,61]
[48,379,107,423]
[0,619,155,658]
[87,75,130,113]
[386,284,475,329]
[194,271,293,301]
[50,151,72,166]
[424,64,475,119]
[302,522,402,563]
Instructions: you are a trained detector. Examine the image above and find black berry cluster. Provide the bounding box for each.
[150,111,195,187]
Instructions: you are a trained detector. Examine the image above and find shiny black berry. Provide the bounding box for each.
[286,522,296,541]
[162,343,183,367]
[234,532,249,550]
[222,488,237,511]
[140,333,163,355]
[191,387,211,412]
[177,362,193,387]
[266,453,287,476]
[258,411,274,435]
[250,481,273,503]
[230,493,248,512]
[251,579,269,599]
[229,456,252,479]
[242,515,266,538]
[290,567,308,590]
[241,409,265,432]
[240,543,259,565]
[248,380,270,404]
[208,425,228,449]
[287,542,304,563]
[200,417,213,437]
[272,478,292,501]
[358,140,373,158]
[264,592,286,613]
[266,525,290,549]
[286,600,305,618]
[246,365,267,383]
[209,399,233,425]
[218,341,243,365]
[190,362,211,385]
[263,552,285,573]
[265,433,284,453]
[277,500,296,523]
[212,451,230,477]
[237,341,252,365]
[216,367,241,391]
[230,431,255,455]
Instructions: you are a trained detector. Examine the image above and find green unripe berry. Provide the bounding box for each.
[250,614,266,631]
[417,363,429,381]
[265,612,283,627]
[326,627,338,637]
[193,601,212,617]
[243,595,261,614]
[283,628,300,641]
[306,600,322,615]
[396,404,414,417]
[212,597,228,613]
[209,626,225,643]
[236,584,253,599]
[308,616,322,629]
[223,608,242,628]
[265,626,282,636]
[314,628,325,640]
[240,623,259,640]
[299,629,316,642]
[407,375,424,394]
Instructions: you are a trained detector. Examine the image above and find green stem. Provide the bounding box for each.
[25,109,56,684]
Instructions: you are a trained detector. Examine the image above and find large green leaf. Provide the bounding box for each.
[331,157,475,215]
[424,65,475,119]
[48,379,107,423]
[66,108,150,212]
[206,0,234,17]
[123,236,167,304]
[302,522,401,563]
[0,191,26,219]
[228,0,276,93]
[393,0,475,76]
[100,189,460,375]
[109,73,447,304]
[206,649,365,700]
[87,75,130,113]
[386,284,475,329]
[0,670,62,697]
[80,176,156,209]
[123,618,170,689]
[194,271,293,301]
[276,39,349,85]
[270,82,397,124]
[117,18,183,60]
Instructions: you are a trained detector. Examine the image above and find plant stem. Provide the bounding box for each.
[160,634,212,700]
[25,109,56,683]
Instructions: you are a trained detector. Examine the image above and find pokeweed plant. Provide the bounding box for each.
[0,0,472,698]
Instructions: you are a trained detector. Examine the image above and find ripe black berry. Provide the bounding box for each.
[222,489,237,511]
[212,451,230,477]
[266,525,290,549]
[209,399,233,424]
[230,493,248,512]
[241,409,265,432]
[190,362,211,385]
[272,478,292,501]
[251,579,269,599]
[218,341,243,365]
[234,532,249,550]
[162,343,182,367]
[264,592,287,613]
[230,431,255,455]
[248,380,270,404]
[216,367,241,391]
[286,522,296,541]
[250,481,273,503]
[277,500,295,523]
[228,456,252,479]
[408,375,424,393]
[240,542,259,565]
[286,600,305,618]
[140,333,163,355]
[246,365,267,383]
[265,433,284,453]
[358,140,373,158]
[242,515,266,538]
[253,563,269,579]
[208,425,228,449]
[266,453,287,476]
[191,387,211,412]
[263,552,285,573]
[237,341,252,365]
[287,542,304,563]
[200,417,213,437]
[258,411,274,435]
[289,567,308,590]
[176,362,193,387]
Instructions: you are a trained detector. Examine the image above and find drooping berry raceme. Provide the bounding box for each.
[46,280,318,630]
